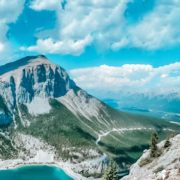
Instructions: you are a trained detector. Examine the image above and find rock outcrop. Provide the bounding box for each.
[122,134,180,180]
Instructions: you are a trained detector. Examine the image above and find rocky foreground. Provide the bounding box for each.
[122,134,180,180]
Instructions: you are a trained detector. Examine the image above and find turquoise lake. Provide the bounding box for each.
[0,165,73,180]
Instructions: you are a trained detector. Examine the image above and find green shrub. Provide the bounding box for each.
[139,157,153,167]
[164,138,171,148]
[150,132,159,158]
[103,160,119,180]
[153,166,164,173]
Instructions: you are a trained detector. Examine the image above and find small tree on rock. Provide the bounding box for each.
[164,138,171,148]
[103,160,119,180]
[164,135,172,148]
[150,132,159,158]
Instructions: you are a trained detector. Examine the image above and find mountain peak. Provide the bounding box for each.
[0,55,76,105]
[0,55,52,76]
[26,55,51,65]
[37,54,47,59]
[27,54,49,63]
[19,54,50,65]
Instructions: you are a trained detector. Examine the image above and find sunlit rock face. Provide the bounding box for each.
[0,55,77,124]
[0,55,107,126]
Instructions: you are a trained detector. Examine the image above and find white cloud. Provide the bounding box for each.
[70,63,180,99]
[0,42,4,52]
[127,0,180,49]
[0,0,24,23]
[21,35,92,55]
[30,0,60,11]
[25,0,130,54]
[25,0,180,55]
[0,0,25,57]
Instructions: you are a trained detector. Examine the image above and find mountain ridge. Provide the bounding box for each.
[0,55,50,76]
[0,55,179,179]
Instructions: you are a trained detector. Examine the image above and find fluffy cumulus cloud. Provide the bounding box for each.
[0,25,8,53]
[23,0,180,55]
[30,0,60,11]
[21,35,92,55]
[127,0,180,50]
[70,62,180,98]
[24,0,129,55]
[0,0,25,55]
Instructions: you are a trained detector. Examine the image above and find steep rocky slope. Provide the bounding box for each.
[122,134,180,180]
[0,55,179,178]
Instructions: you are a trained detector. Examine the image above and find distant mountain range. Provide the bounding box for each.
[0,55,179,179]
[103,93,180,122]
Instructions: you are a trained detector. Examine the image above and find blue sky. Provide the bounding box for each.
[0,0,180,70]
[0,0,179,102]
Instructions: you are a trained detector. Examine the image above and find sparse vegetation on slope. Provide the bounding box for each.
[22,99,99,161]
[103,160,119,180]
[150,132,159,158]
[123,134,180,180]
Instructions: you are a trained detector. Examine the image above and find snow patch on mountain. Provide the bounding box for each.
[0,55,76,124]
[26,97,51,116]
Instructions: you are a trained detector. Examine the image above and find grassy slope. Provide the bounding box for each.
[20,99,99,161]
[98,106,180,164]
[0,95,179,168]
[17,99,180,166]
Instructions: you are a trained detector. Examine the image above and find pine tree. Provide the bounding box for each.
[164,138,171,148]
[103,160,119,180]
[150,132,159,158]
[164,135,171,148]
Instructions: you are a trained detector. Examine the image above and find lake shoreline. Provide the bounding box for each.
[0,164,73,180]
[0,159,86,180]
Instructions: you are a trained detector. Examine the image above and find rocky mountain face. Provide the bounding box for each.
[122,134,180,180]
[0,55,109,127]
[0,55,179,179]
[0,55,76,123]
